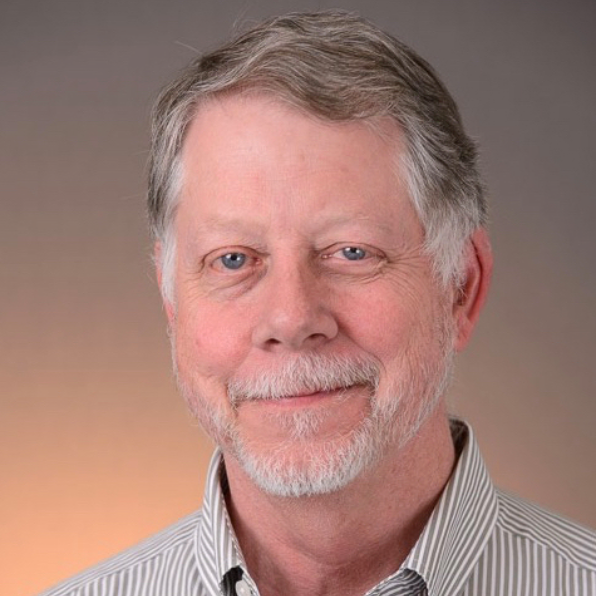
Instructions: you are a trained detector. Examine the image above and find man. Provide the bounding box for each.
[42,10,595,596]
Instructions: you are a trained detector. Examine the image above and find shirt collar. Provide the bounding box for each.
[403,419,499,595]
[196,452,246,596]
[195,420,499,596]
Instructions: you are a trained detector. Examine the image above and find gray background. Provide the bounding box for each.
[2,1,595,594]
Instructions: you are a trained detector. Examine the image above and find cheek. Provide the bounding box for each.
[339,290,418,362]
[174,301,253,380]
[339,283,450,378]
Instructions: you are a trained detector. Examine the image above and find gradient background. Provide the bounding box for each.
[2,1,595,594]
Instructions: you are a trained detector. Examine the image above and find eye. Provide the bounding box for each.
[340,246,367,261]
[321,243,384,274]
[218,252,247,270]
[203,247,264,290]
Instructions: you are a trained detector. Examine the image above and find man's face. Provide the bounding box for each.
[164,94,458,497]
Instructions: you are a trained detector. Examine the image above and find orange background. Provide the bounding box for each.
[2,1,595,595]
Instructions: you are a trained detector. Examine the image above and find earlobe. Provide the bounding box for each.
[453,228,493,351]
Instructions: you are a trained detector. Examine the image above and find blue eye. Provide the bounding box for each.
[341,247,367,261]
[220,252,246,270]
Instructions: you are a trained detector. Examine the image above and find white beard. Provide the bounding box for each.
[175,332,454,498]
[226,348,453,498]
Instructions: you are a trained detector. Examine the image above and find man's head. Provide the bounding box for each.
[149,10,488,303]
[150,11,492,498]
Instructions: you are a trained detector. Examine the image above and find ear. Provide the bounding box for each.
[154,241,176,326]
[452,228,493,352]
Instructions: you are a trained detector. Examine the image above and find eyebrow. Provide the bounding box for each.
[183,207,410,247]
[309,213,401,238]
[190,216,268,236]
[181,217,268,255]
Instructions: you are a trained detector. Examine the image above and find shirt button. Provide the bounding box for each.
[235,579,252,596]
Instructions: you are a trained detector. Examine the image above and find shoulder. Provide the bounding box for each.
[38,510,203,596]
[495,489,596,572]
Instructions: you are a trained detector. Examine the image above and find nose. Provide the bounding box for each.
[252,262,339,351]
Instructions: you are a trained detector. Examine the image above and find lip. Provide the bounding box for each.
[256,387,351,407]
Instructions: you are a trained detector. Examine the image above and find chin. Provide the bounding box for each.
[229,378,448,498]
[176,343,455,498]
[230,413,387,497]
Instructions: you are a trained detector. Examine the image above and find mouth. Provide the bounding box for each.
[240,384,363,408]
[226,354,381,409]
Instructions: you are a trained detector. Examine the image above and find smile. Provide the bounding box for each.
[242,385,363,408]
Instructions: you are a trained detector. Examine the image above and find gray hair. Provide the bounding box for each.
[148,10,488,302]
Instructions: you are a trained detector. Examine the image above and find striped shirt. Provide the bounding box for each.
[40,421,596,596]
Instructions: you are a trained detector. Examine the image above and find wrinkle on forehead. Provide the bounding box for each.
[181,93,405,184]
[176,93,420,248]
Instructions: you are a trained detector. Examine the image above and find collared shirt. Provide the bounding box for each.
[41,421,596,596]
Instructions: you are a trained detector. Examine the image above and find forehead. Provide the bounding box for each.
[177,93,419,238]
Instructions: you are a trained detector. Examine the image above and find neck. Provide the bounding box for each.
[223,408,456,596]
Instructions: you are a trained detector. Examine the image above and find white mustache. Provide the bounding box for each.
[227,353,380,404]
